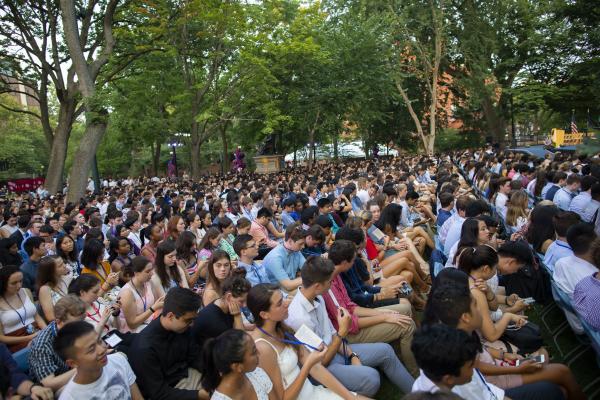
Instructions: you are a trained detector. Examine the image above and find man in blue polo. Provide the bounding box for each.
[263,223,306,293]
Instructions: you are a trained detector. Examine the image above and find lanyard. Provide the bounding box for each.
[131,282,147,311]
[554,241,572,251]
[87,301,110,331]
[257,327,321,351]
[3,293,27,327]
[476,369,499,400]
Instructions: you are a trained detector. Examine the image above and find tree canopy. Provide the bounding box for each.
[0,0,598,185]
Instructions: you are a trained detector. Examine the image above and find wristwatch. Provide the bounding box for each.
[349,352,360,361]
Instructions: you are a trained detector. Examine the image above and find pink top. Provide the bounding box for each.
[119,281,155,333]
[249,221,278,248]
[321,274,360,335]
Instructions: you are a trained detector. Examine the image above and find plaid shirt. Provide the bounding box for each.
[28,321,70,382]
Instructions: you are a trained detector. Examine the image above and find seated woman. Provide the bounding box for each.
[218,217,239,262]
[445,217,490,269]
[457,245,527,343]
[200,329,275,400]
[356,212,430,292]
[151,240,189,298]
[263,199,285,241]
[198,227,222,262]
[68,274,120,336]
[176,230,205,288]
[203,249,233,306]
[109,236,133,274]
[119,256,164,333]
[186,212,204,247]
[247,283,369,400]
[523,203,559,254]
[81,238,119,295]
[55,234,81,283]
[37,255,70,322]
[141,223,163,264]
[505,190,529,232]
[0,265,46,352]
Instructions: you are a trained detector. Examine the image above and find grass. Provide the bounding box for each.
[375,304,600,399]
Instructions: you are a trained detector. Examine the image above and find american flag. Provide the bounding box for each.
[571,113,578,134]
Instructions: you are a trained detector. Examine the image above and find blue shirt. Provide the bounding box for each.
[20,258,39,291]
[281,211,296,230]
[0,343,29,392]
[263,244,306,285]
[437,209,452,228]
[543,240,573,273]
[237,260,270,287]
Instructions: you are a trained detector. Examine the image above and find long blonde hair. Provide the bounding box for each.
[506,190,529,227]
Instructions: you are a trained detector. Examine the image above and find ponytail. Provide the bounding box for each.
[200,329,248,394]
[457,245,498,275]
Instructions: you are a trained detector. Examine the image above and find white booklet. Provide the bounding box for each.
[294,324,324,352]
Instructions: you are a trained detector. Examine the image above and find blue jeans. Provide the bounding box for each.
[327,342,415,397]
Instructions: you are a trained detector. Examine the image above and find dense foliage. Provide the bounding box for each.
[1,0,599,182]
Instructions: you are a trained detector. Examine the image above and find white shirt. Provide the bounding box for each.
[444,216,465,255]
[438,213,459,246]
[357,189,370,206]
[495,192,508,220]
[412,369,504,400]
[553,255,598,297]
[59,353,136,400]
[285,291,335,346]
[543,240,573,274]
[553,187,575,210]
[526,179,537,196]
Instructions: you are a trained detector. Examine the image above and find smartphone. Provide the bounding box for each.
[102,331,123,348]
[522,297,536,305]
[516,355,545,366]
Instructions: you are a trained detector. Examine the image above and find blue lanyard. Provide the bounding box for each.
[476,369,499,400]
[3,293,27,327]
[554,242,571,251]
[257,327,321,351]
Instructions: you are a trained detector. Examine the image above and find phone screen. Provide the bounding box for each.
[102,332,123,348]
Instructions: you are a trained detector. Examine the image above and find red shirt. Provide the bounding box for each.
[365,236,379,260]
[321,274,360,334]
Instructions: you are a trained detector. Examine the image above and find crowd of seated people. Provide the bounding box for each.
[0,147,598,399]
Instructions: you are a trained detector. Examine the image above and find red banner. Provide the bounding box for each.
[7,177,45,193]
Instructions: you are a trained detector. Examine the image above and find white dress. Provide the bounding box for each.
[211,368,272,400]
[254,338,343,400]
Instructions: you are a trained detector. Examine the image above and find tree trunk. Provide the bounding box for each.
[190,135,201,179]
[482,95,507,143]
[152,140,161,176]
[333,132,339,160]
[67,119,108,202]
[307,109,320,170]
[60,0,116,203]
[220,123,229,173]
[45,100,75,193]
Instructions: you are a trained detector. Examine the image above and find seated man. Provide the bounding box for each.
[262,223,306,292]
[0,342,53,399]
[233,234,270,286]
[301,225,327,258]
[249,207,279,253]
[29,295,86,393]
[317,198,340,234]
[19,236,46,292]
[280,198,296,229]
[128,287,206,400]
[191,275,250,348]
[53,320,142,399]
[554,222,597,332]
[437,192,455,229]
[573,243,600,330]
[285,256,415,397]
[543,211,579,273]
[322,239,418,376]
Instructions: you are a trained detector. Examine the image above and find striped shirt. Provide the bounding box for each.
[573,273,600,331]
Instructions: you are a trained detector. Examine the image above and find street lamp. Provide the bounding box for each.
[168,132,190,179]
